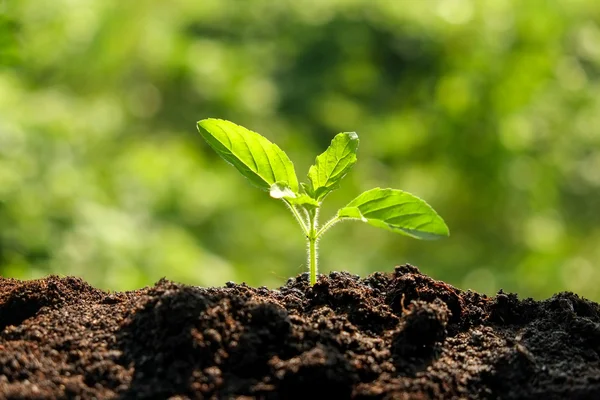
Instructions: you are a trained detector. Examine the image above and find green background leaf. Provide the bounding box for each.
[197,119,299,193]
[338,188,449,240]
[308,132,359,201]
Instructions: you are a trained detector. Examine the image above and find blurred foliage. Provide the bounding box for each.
[1,0,600,300]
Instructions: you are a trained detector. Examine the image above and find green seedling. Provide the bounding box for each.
[197,118,449,285]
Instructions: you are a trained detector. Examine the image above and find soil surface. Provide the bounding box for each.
[1,265,600,399]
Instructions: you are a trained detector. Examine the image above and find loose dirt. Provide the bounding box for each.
[1,265,599,399]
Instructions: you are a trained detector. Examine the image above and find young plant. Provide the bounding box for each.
[197,118,449,285]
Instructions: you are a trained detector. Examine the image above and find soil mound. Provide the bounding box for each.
[1,266,599,399]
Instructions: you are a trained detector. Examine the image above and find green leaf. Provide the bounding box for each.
[337,188,449,240]
[307,132,359,201]
[270,182,320,209]
[197,118,299,192]
[300,182,314,198]
[288,194,320,210]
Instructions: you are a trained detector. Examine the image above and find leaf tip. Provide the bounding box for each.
[196,118,216,132]
[347,131,358,141]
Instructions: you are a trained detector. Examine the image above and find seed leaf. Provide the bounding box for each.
[337,188,449,239]
[270,182,320,210]
[197,118,299,192]
[307,132,359,201]
[289,194,320,210]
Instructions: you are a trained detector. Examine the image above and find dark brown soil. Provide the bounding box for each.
[1,265,600,399]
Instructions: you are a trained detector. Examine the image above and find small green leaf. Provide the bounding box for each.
[300,182,314,198]
[307,132,359,201]
[197,118,299,192]
[270,182,320,210]
[337,188,449,240]
[270,182,320,209]
[289,194,320,210]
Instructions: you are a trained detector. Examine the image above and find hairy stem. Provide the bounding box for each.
[308,235,317,285]
[282,199,309,236]
[307,208,319,285]
[316,215,341,237]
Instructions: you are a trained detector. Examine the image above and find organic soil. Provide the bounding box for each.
[1,265,600,399]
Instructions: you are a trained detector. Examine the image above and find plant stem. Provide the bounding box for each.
[284,200,323,285]
[317,215,341,237]
[308,235,317,285]
[307,208,319,285]
[282,199,309,236]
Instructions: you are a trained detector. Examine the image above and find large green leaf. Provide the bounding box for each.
[337,188,449,239]
[197,118,299,192]
[307,132,359,201]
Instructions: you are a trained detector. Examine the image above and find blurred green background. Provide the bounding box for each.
[1,0,600,300]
